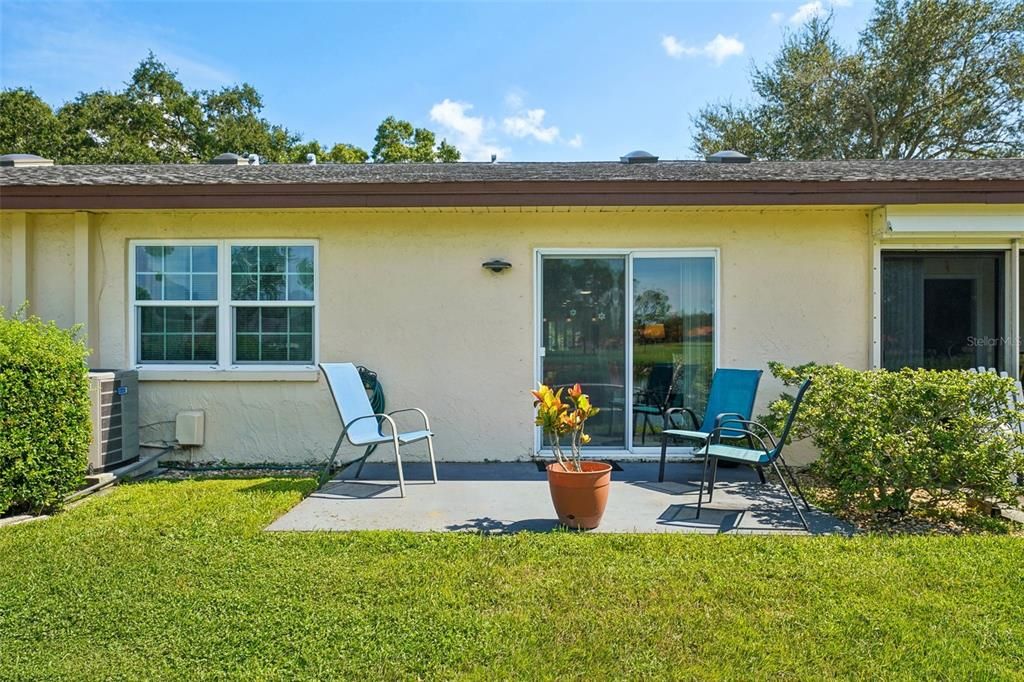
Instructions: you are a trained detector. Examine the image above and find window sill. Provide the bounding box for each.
[136,366,320,382]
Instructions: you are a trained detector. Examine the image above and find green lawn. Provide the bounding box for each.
[2,479,1022,680]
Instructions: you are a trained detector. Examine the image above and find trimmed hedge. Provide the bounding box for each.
[765,362,1024,514]
[0,310,91,515]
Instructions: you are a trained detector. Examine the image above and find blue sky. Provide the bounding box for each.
[0,1,872,161]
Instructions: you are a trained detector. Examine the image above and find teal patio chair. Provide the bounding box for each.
[695,379,813,531]
[318,362,438,496]
[658,368,763,483]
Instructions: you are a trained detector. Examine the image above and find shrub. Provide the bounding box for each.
[764,362,1024,514]
[0,309,91,515]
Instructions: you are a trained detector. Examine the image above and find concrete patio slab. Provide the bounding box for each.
[266,462,853,535]
[268,458,851,532]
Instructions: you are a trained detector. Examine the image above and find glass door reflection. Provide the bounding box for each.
[631,256,716,448]
[540,256,627,448]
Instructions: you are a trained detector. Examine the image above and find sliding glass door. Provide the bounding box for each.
[537,250,718,454]
[539,256,627,447]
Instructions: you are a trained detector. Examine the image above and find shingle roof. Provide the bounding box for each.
[3,158,1024,187]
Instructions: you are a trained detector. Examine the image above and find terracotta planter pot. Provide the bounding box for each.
[546,461,613,530]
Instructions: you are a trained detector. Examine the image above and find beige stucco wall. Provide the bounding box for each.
[1,206,874,464]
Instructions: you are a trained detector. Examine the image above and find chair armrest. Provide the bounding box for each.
[714,418,779,449]
[387,407,431,430]
[344,413,399,437]
[664,406,700,430]
[701,427,775,455]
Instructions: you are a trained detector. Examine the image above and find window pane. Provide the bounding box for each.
[882,252,1003,371]
[259,246,286,273]
[236,307,260,333]
[287,275,314,300]
[232,246,258,273]
[194,335,217,362]
[191,274,218,301]
[261,307,288,332]
[233,306,314,364]
[136,246,162,273]
[165,335,193,361]
[192,246,217,272]
[164,307,192,333]
[288,246,314,273]
[163,246,190,273]
[193,307,217,334]
[236,335,260,361]
[232,274,257,300]
[261,335,289,361]
[138,306,217,364]
[258,274,286,301]
[163,274,191,301]
[290,334,313,362]
[136,274,161,301]
[288,307,313,333]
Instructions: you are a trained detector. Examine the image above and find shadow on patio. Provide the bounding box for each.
[266,461,852,535]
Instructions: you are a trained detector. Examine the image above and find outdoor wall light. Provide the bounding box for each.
[482,259,512,273]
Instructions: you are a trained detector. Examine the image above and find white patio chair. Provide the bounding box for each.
[318,362,438,496]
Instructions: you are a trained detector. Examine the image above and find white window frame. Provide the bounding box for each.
[533,247,721,458]
[128,238,319,377]
[872,242,1013,374]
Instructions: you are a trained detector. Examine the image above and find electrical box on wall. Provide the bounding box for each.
[175,410,205,446]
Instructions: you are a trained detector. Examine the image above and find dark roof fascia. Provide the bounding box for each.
[1,179,1022,210]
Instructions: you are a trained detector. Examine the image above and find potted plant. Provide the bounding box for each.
[532,383,611,530]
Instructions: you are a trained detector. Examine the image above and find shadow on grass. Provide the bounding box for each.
[446,517,562,534]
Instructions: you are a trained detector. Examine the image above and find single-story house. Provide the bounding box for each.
[1,151,1023,465]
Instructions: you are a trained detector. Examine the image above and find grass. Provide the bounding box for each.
[2,478,1023,680]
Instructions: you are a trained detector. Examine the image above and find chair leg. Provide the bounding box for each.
[771,461,809,532]
[318,433,347,488]
[659,433,669,483]
[392,436,406,498]
[696,453,710,518]
[755,465,767,484]
[708,456,719,502]
[778,455,811,511]
[426,434,438,484]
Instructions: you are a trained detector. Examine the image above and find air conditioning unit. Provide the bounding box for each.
[87,369,140,473]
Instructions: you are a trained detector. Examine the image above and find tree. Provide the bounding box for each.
[0,88,61,160]
[371,115,461,162]
[1,55,462,164]
[692,0,1024,159]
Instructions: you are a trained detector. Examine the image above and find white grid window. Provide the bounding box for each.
[129,240,318,370]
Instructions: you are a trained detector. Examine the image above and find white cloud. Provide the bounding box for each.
[661,35,690,58]
[502,108,560,143]
[504,91,524,109]
[770,11,785,23]
[567,133,583,149]
[662,33,745,65]
[429,98,508,162]
[788,0,849,24]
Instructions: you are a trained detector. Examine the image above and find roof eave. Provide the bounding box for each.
[1,179,1022,210]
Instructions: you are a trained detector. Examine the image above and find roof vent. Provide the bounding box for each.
[620,150,659,164]
[705,150,751,164]
[306,153,317,165]
[0,153,54,168]
[209,152,247,165]
[248,153,260,166]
